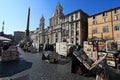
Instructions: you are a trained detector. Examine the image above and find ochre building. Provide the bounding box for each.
[88,7,120,42]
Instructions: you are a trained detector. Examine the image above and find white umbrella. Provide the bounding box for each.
[3,41,11,43]
[67,43,73,46]
[0,36,11,41]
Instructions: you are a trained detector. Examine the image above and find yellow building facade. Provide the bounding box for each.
[88,7,120,42]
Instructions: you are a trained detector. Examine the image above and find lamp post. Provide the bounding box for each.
[1,21,4,36]
[39,34,40,51]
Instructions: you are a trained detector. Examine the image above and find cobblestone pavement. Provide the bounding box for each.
[0,47,95,80]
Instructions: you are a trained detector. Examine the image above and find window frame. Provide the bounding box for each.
[116,34,120,38]
[92,20,97,25]
[71,15,74,21]
[102,12,107,16]
[114,15,119,20]
[75,13,78,19]
[93,16,95,19]
[114,24,120,31]
[92,28,97,34]
[76,30,79,36]
[103,26,109,33]
[102,18,106,23]
[114,9,118,14]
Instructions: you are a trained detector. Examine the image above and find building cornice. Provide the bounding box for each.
[89,6,120,17]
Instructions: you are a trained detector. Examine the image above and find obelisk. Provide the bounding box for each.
[26,7,30,37]
[25,7,31,42]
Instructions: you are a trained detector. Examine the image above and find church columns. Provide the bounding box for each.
[69,24,72,43]
[74,22,76,45]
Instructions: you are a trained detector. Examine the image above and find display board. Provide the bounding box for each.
[117,41,120,50]
[73,50,107,70]
[106,40,117,52]
[56,42,67,57]
[98,41,106,52]
[56,43,60,53]
[106,53,116,67]
[98,52,116,67]
[84,41,93,59]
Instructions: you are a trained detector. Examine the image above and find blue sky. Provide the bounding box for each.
[0,0,120,35]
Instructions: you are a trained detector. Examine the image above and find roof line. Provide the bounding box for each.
[89,6,120,17]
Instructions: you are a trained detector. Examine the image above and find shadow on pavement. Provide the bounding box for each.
[11,74,29,80]
[57,60,70,65]
[0,60,32,77]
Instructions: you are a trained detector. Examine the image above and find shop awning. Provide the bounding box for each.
[0,36,11,41]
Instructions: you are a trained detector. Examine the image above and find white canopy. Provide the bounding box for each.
[0,36,11,41]
[67,43,73,46]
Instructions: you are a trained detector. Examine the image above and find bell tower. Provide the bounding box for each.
[55,2,63,17]
[40,15,45,31]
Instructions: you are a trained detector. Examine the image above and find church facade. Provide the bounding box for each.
[31,3,88,49]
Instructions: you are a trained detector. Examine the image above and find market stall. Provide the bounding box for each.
[1,45,19,62]
[0,36,12,56]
